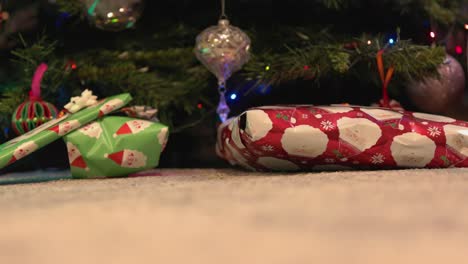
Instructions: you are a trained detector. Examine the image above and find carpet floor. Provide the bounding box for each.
[1,168,468,263]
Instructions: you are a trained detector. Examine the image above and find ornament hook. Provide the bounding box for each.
[217,81,230,122]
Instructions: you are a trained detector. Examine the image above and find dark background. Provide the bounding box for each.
[0,0,465,171]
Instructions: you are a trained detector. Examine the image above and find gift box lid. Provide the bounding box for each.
[0,93,132,170]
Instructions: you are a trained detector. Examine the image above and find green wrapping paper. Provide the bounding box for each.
[0,93,132,170]
[64,116,169,178]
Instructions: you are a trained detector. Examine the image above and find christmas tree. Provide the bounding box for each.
[0,0,466,168]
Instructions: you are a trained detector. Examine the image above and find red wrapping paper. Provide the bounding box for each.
[216,105,468,171]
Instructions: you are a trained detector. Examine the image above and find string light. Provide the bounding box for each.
[107,12,114,18]
[303,65,310,70]
[455,46,463,54]
[465,24,468,30]
[429,31,435,39]
[230,93,237,100]
[265,65,270,71]
[389,38,395,44]
[197,103,203,109]
[367,40,372,45]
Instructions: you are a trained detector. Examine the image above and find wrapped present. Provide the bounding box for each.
[217,105,468,171]
[64,116,169,178]
[0,93,132,170]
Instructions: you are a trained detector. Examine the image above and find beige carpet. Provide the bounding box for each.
[1,168,468,263]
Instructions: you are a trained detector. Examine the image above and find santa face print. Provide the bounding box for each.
[13,141,39,160]
[99,99,124,116]
[129,120,151,131]
[79,122,103,139]
[123,150,147,168]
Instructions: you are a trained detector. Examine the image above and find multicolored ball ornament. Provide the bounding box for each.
[194,11,251,122]
[11,63,58,135]
[406,54,466,114]
[84,0,144,32]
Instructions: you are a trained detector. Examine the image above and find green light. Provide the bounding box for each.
[200,47,210,54]
[111,18,119,23]
[265,65,270,71]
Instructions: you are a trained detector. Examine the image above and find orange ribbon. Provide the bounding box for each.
[376,50,394,107]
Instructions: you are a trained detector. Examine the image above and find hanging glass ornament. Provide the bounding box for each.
[194,0,251,122]
[83,0,144,32]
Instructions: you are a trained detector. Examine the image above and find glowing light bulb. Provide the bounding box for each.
[197,103,203,109]
[367,40,372,45]
[265,65,270,71]
[119,8,125,13]
[455,46,463,54]
[230,93,237,100]
[429,31,435,38]
[389,38,395,44]
[107,12,114,18]
[465,24,468,30]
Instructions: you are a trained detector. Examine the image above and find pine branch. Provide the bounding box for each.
[54,0,85,17]
[316,0,463,24]
[244,36,445,86]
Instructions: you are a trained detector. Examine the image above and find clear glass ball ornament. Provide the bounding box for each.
[194,19,251,84]
[83,0,144,32]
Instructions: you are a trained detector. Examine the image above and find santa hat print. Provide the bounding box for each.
[70,156,89,171]
[113,123,132,137]
[7,156,17,165]
[105,151,124,165]
[113,120,152,138]
[105,149,147,168]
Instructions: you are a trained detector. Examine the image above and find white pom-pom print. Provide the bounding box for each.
[281,125,328,158]
[444,125,468,157]
[391,132,436,167]
[360,108,402,121]
[337,117,382,152]
[413,112,455,123]
[244,110,273,141]
[316,106,353,113]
